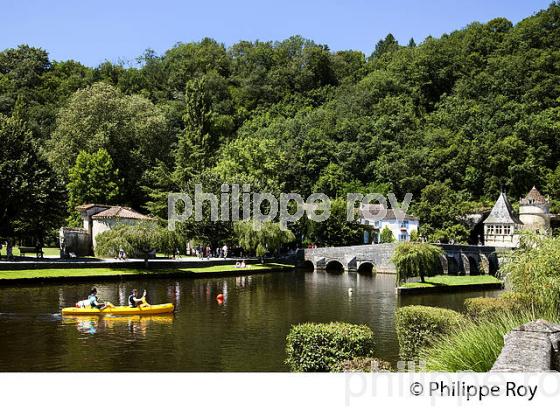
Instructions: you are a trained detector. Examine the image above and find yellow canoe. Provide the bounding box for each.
[61,303,174,316]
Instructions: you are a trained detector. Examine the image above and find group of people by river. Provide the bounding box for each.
[195,244,230,259]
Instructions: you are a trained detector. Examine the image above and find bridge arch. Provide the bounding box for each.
[487,253,499,275]
[325,260,345,273]
[357,261,375,274]
[300,260,315,271]
[468,255,480,275]
[447,255,460,274]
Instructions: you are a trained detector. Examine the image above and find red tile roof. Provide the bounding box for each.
[520,186,548,205]
[76,203,112,211]
[91,206,153,220]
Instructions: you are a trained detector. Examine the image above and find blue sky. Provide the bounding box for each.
[0,0,553,66]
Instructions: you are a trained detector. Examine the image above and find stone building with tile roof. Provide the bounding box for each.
[483,192,522,247]
[483,187,557,248]
[59,204,154,256]
[518,186,553,233]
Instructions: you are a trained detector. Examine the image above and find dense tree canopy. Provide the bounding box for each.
[66,149,121,225]
[0,114,63,241]
[2,3,560,246]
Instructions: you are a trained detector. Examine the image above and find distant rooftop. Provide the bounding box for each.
[360,203,418,222]
[76,203,112,211]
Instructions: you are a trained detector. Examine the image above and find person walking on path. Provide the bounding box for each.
[222,244,228,259]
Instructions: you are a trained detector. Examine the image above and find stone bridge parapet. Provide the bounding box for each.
[299,243,506,275]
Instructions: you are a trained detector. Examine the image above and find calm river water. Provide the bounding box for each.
[0,271,500,371]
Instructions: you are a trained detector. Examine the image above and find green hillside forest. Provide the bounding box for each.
[2,3,560,246]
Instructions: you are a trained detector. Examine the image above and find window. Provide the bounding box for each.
[504,226,511,235]
[400,221,409,228]
[496,225,503,235]
[399,234,407,241]
[487,225,494,234]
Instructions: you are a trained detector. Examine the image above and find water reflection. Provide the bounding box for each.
[62,314,174,336]
[0,271,501,371]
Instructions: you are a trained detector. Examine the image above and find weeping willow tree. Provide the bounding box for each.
[392,242,444,284]
[234,221,295,259]
[95,222,182,261]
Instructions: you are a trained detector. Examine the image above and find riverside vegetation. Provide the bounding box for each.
[285,234,560,372]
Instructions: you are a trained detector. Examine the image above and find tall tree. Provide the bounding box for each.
[49,82,173,208]
[66,149,121,225]
[371,34,400,59]
[0,114,63,241]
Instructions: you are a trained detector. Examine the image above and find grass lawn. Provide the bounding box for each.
[9,247,62,257]
[0,263,293,281]
[10,247,199,259]
[400,275,502,289]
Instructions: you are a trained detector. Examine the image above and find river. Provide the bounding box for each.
[0,270,500,371]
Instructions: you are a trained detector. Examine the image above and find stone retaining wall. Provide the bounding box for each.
[0,257,279,271]
[491,320,560,372]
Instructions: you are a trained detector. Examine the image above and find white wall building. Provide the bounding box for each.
[359,204,419,243]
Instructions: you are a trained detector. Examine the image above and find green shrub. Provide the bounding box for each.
[285,322,375,372]
[396,305,466,362]
[380,226,395,243]
[336,357,392,372]
[422,311,542,372]
[501,234,560,315]
[464,292,529,320]
[464,297,512,320]
[500,291,532,306]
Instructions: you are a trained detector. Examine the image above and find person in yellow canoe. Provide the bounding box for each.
[129,289,149,308]
[76,288,111,310]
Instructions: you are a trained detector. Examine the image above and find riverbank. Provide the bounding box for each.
[397,275,504,294]
[0,263,294,284]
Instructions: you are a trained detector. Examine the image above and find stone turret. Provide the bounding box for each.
[519,187,551,233]
[483,191,521,248]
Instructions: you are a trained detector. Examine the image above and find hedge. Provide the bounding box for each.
[396,305,466,362]
[336,357,392,372]
[464,292,529,320]
[285,322,375,372]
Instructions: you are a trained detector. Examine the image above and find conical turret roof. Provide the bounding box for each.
[484,192,522,225]
[520,186,548,205]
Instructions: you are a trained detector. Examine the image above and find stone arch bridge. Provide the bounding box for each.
[298,243,502,275]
